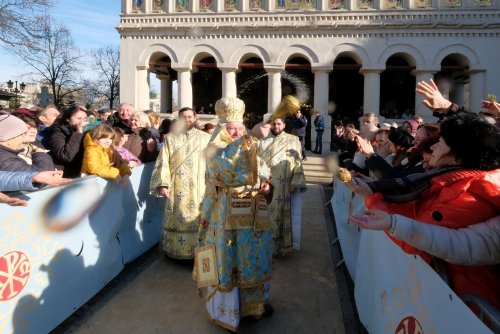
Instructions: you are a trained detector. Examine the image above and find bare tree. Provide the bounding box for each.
[85,46,120,109]
[12,16,82,109]
[0,0,52,47]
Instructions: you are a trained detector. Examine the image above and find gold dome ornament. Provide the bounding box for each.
[215,97,246,123]
[336,168,353,183]
[271,95,301,121]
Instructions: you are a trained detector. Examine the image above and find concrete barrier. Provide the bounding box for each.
[331,180,492,334]
[0,163,164,334]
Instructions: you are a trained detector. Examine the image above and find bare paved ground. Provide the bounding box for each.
[54,160,346,334]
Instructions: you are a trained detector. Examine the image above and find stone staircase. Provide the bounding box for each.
[302,153,334,185]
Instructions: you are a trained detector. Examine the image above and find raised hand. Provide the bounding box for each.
[0,192,28,207]
[32,170,71,187]
[481,100,500,119]
[349,209,392,230]
[416,79,452,111]
[355,135,374,157]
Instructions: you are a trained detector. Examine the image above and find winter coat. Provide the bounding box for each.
[81,134,131,179]
[0,171,37,191]
[0,145,54,173]
[107,112,132,134]
[314,115,324,130]
[366,169,500,308]
[122,127,158,163]
[44,121,85,178]
[390,214,500,266]
[115,147,141,165]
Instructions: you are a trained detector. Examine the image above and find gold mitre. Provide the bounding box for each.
[215,97,245,123]
[271,95,301,121]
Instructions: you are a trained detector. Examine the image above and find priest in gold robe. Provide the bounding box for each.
[194,98,274,332]
[150,107,211,259]
[258,116,307,256]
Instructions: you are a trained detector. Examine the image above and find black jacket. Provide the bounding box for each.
[107,112,132,134]
[0,145,54,172]
[44,121,85,178]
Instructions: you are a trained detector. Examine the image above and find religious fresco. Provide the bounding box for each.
[153,0,164,11]
[276,0,316,10]
[132,0,143,11]
[357,0,374,8]
[200,0,213,10]
[385,0,402,8]
[225,0,238,10]
[329,0,345,9]
[249,0,264,10]
[475,0,491,5]
[177,0,189,11]
[441,0,461,6]
[414,0,432,7]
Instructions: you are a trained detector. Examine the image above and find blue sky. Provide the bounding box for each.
[0,0,121,83]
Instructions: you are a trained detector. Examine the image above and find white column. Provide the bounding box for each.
[168,0,176,12]
[167,79,173,112]
[412,70,435,118]
[136,65,150,111]
[360,69,382,117]
[266,0,275,11]
[469,70,486,113]
[191,0,199,12]
[266,69,282,119]
[221,68,237,98]
[215,0,225,11]
[121,0,130,13]
[157,74,171,113]
[177,68,193,109]
[145,0,153,12]
[347,0,357,9]
[452,82,465,107]
[240,0,249,11]
[313,69,331,150]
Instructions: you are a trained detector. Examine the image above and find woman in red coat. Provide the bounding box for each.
[355,113,500,309]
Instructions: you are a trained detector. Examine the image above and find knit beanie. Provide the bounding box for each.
[0,113,28,141]
[402,119,419,137]
[388,127,414,148]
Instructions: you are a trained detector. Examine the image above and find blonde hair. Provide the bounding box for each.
[146,111,160,128]
[90,124,115,141]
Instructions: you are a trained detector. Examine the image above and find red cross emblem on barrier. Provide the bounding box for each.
[395,316,424,334]
[0,251,31,301]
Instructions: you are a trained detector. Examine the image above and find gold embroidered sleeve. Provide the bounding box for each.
[150,137,172,195]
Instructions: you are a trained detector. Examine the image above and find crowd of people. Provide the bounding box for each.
[0,95,308,332]
[1,77,499,330]
[335,79,499,325]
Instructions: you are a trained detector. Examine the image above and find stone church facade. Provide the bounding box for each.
[117,0,500,146]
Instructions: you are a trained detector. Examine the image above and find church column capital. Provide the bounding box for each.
[171,64,192,72]
[264,66,284,73]
[219,66,238,73]
[156,74,170,80]
[359,68,384,76]
[311,66,332,74]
